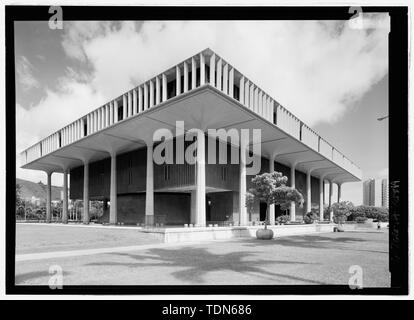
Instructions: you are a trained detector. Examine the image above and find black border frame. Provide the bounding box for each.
[5,5,408,295]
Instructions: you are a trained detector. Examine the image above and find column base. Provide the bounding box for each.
[145,215,154,227]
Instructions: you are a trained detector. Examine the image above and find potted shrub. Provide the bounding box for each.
[249,172,304,240]
[332,201,354,231]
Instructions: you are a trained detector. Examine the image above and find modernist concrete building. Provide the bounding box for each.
[20,48,362,227]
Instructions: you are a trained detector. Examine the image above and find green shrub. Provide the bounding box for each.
[303,211,318,224]
[355,216,367,223]
[276,215,290,225]
[349,205,389,222]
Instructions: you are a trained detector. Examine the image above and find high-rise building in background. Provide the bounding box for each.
[381,178,389,208]
[363,178,376,206]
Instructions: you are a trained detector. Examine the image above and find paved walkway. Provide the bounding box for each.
[15,224,390,287]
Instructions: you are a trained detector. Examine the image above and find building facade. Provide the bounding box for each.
[363,178,376,206]
[381,178,389,208]
[20,48,362,226]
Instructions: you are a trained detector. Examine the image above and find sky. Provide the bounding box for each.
[14,17,389,205]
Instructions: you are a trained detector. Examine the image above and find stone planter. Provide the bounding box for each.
[256,228,274,240]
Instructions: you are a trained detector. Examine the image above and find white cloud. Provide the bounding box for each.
[16,19,389,185]
[16,56,40,91]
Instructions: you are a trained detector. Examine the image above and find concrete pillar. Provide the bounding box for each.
[109,102,114,125]
[245,80,250,107]
[138,86,143,112]
[190,190,197,224]
[176,65,181,96]
[144,83,148,110]
[191,57,196,89]
[329,180,333,221]
[62,169,68,224]
[183,62,189,92]
[319,177,324,221]
[145,144,154,226]
[46,171,52,223]
[128,91,133,116]
[269,156,275,225]
[123,94,127,120]
[337,183,342,203]
[209,53,216,87]
[195,133,206,226]
[200,52,205,85]
[306,170,312,214]
[217,59,222,90]
[223,64,228,94]
[156,77,161,105]
[249,84,254,110]
[149,80,154,108]
[162,74,167,101]
[109,153,117,224]
[239,76,245,104]
[229,67,234,98]
[290,162,296,222]
[239,144,247,226]
[83,162,89,224]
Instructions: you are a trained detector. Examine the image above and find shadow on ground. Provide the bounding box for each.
[239,233,387,254]
[86,246,325,284]
[15,270,71,284]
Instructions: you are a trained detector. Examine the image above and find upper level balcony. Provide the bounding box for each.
[20,48,362,182]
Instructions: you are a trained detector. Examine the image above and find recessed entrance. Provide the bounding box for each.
[260,202,267,221]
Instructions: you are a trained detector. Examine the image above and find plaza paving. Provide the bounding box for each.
[15,224,390,287]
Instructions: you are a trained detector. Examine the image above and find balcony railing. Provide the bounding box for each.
[20,48,362,179]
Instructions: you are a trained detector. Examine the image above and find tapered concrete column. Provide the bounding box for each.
[83,162,89,224]
[145,144,154,226]
[306,170,312,214]
[329,180,333,222]
[319,177,324,221]
[239,144,247,226]
[109,153,117,224]
[337,183,342,203]
[195,134,206,227]
[62,169,68,224]
[46,171,52,223]
[268,156,275,225]
[190,190,197,224]
[290,162,296,222]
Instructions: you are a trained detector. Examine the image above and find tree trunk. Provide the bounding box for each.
[264,202,269,230]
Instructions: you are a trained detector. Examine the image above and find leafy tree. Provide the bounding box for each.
[249,171,304,229]
[16,183,23,207]
[245,192,255,222]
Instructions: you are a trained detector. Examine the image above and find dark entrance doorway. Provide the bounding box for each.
[206,196,212,221]
[260,202,267,221]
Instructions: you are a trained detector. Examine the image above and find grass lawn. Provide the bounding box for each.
[15,224,390,287]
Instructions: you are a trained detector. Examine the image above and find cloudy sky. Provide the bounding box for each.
[15,17,389,205]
